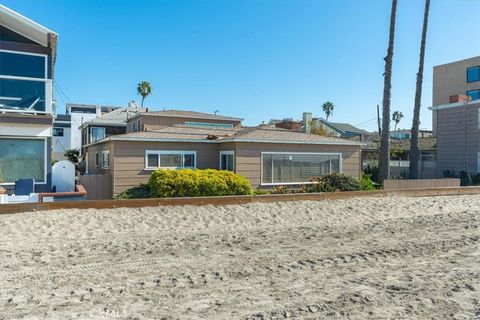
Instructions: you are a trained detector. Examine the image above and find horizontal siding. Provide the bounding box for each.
[234,142,361,187]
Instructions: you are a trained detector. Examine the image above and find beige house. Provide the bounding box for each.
[430,56,480,177]
[84,110,361,198]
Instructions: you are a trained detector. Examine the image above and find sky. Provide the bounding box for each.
[3,0,480,130]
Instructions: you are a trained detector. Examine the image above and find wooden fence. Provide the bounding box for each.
[79,174,112,200]
[383,178,460,190]
[1,186,479,215]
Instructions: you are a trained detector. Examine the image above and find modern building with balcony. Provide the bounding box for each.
[0,4,57,192]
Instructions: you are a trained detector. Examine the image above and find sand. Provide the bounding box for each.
[0,195,479,319]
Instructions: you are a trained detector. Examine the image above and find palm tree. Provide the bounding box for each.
[392,111,403,131]
[379,0,398,184]
[409,0,431,179]
[322,101,334,121]
[137,81,152,108]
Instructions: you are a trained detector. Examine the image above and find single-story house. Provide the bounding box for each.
[84,113,362,198]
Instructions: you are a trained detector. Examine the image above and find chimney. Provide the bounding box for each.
[303,112,312,133]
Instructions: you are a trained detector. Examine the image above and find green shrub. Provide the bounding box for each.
[148,169,253,198]
[114,184,152,199]
[303,173,361,193]
[360,173,375,190]
[363,165,380,183]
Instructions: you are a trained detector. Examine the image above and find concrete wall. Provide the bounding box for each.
[53,127,71,160]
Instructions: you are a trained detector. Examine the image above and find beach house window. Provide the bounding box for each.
[0,50,48,112]
[467,89,480,101]
[102,150,110,169]
[0,138,46,184]
[95,152,99,167]
[220,150,234,171]
[91,127,105,142]
[53,128,64,136]
[261,152,341,185]
[145,151,196,170]
[184,121,234,128]
[467,66,480,83]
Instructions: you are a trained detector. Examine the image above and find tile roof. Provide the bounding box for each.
[136,109,243,121]
[93,125,360,146]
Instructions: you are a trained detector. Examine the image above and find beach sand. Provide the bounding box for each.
[0,195,479,319]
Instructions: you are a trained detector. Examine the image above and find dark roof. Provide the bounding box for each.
[54,114,71,122]
[329,122,369,134]
[134,109,243,121]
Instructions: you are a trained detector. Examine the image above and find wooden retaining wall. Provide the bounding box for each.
[1,186,479,215]
[383,178,460,190]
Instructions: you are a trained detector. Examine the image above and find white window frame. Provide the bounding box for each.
[260,151,343,186]
[102,150,110,169]
[144,150,197,170]
[219,150,235,171]
[0,136,48,185]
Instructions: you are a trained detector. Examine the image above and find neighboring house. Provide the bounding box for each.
[390,129,433,140]
[126,109,243,133]
[67,103,121,151]
[0,4,57,192]
[271,113,369,138]
[432,56,480,135]
[358,134,437,179]
[84,110,361,198]
[79,103,145,155]
[52,114,71,160]
[429,56,480,177]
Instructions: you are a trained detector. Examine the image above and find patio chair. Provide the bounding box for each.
[15,178,35,195]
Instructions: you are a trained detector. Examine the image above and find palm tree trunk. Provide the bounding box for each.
[141,96,145,108]
[379,0,398,184]
[408,0,430,179]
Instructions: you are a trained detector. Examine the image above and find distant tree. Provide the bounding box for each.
[64,149,80,164]
[137,81,152,108]
[309,121,331,136]
[322,101,334,121]
[392,111,404,131]
[409,0,431,179]
[379,0,398,184]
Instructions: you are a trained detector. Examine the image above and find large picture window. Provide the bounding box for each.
[467,89,480,101]
[262,152,341,185]
[0,50,48,112]
[145,151,196,170]
[0,138,46,184]
[467,66,480,83]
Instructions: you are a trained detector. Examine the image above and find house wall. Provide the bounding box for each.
[234,142,361,187]
[436,102,480,177]
[85,141,115,198]
[52,126,71,160]
[432,56,480,135]
[127,114,242,132]
[112,141,219,195]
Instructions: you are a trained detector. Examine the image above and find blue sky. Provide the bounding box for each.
[4,0,480,129]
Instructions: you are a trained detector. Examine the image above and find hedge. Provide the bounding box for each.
[148,169,253,198]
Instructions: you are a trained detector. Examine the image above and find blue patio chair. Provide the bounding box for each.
[15,179,35,195]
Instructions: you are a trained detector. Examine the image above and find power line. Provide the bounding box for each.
[54,80,73,103]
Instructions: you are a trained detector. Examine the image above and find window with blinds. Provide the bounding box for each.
[262,153,341,185]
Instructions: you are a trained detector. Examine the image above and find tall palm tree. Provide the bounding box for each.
[379,0,398,184]
[322,101,334,121]
[409,0,431,179]
[392,110,403,131]
[137,81,152,108]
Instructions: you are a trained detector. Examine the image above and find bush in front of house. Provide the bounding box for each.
[303,173,362,193]
[360,173,375,190]
[148,169,253,198]
[114,184,152,199]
